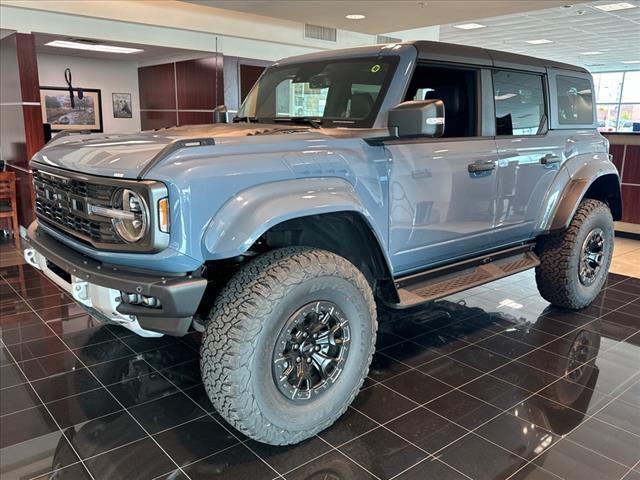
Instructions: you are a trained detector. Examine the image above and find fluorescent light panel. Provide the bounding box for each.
[580,51,603,55]
[525,39,553,44]
[453,23,486,30]
[45,40,143,54]
[594,2,637,11]
[345,14,366,20]
[622,60,640,64]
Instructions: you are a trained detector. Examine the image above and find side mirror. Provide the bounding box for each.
[388,99,445,138]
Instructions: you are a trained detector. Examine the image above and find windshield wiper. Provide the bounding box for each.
[233,116,259,123]
[272,117,323,129]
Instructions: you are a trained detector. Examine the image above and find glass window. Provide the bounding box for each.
[621,71,640,103]
[617,104,640,132]
[597,104,620,132]
[593,72,623,103]
[556,75,594,125]
[239,57,398,128]
[493,70,545,136]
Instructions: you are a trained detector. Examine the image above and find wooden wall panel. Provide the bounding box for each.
[609,144,625,174]
[176,57,221,110]
[621,185,640,224]
[622,145,640,185]
[240,64,265,102]
[141,110,177,131]
[138,63,176,110]
[178,111,213,126]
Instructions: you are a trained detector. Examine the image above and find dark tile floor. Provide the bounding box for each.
[0,243,639,480]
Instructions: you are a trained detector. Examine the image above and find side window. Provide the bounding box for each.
[493,70,546,136]
[404,65,478,138]
[556,75,594,125]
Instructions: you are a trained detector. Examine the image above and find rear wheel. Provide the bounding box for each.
[200,247,376,445]
[535,199,614,309]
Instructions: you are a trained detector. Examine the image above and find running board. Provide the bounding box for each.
[392,244,540,308]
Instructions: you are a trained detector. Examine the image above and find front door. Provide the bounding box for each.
[386,63,500,274]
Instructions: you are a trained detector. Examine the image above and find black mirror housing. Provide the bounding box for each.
[388,99,445,138]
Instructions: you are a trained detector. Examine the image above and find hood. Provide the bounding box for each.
[31,123,319,179]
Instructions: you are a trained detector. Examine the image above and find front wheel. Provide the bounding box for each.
[200,247,377,445]
[535,199,614,310]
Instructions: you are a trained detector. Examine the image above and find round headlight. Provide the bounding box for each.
[111,188,149,243]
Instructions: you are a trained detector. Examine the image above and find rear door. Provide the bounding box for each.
[385,63,500,274]
[492,69,563,243]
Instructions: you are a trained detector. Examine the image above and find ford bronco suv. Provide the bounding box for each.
[24,41,621,445]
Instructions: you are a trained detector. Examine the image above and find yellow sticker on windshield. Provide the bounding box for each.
[370,64,381,73]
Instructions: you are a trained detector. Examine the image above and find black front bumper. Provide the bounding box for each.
[27,224,207,336]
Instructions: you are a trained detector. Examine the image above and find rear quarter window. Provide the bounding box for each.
[556,75,594,125]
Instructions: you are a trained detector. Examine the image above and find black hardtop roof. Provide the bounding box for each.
[408,40,588,74]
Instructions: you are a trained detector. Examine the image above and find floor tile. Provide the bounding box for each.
[0,382,41,415]
[394,457,469,480]
[382,369,452,404]
[31,367,101,403]
[107,371,178,408]
[179,443,277,480]
[247,435,331,474]
[425,390,502,430]
[475,412,560,455]
[19,350,83,381]
[532,438,629,480]
[153,415,238,466]
[0,405,59,448]
[84,437,177,480]
[284,449,376,479]
[0,363,26,389]
[351,383,417,423]
[595,399,640,436]
[2,433,82,479]
[418,355,485,387]
[448,344,512,373]
[46,387,122,429]
[459,375,531,410]
[386,406,467,453]
[339,426,428,480]
[128,390,204,434]
[319,406,378,447]
[6,336,69,362]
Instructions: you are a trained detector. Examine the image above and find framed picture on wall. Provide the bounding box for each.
[112,92,132,119]
[39,86,103,132]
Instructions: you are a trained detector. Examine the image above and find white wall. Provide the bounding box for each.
[37,53,141,133]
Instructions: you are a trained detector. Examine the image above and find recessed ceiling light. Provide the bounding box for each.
[453,23,486,30]
[580,51,603,55]
[345,14,366,20]
[45,40,143,54]
[622,60,640,64]
[525,39,553,44]
[594,2,637,11]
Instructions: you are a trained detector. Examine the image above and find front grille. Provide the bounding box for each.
[33,168,121,246]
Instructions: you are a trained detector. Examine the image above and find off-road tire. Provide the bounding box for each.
[200,247,377,445]
[535,199,614,310]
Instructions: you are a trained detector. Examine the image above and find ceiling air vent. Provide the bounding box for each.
[304,24,337,42]
[377,35,402,44]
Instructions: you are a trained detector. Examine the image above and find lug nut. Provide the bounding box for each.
[302,332,308,338]
[313,333,318,338]
[315,345,321,352]
[295,357,301,363]
[293,344,299,350]
[306,358,312,364]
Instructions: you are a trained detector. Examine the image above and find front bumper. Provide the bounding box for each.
[25,223,207,337]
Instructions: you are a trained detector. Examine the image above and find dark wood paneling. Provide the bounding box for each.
[138,63,176,110]
[15,33,40,103]
[22,105,45,161]
[178,111,213,126]
[140,110,177,131]
[609,144,625,174]
[176,57,222,110]
[622,145,640,185]
[240,64,265,102]
[621,185,640,224]
[9,167,35,227]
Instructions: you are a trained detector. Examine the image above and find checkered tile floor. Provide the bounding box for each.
[1,243,639,480]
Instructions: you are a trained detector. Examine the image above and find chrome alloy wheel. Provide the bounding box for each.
[579,228,605,286]
[272,301,351,401]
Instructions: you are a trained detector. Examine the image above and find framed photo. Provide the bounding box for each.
[39,87,103,132]
[112,92,132,119]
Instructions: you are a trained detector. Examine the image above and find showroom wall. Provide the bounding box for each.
[37,54,141,133]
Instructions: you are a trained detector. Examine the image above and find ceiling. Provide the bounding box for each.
[440,0,640,72]
[185,0,571,34]
[33,33,205,63]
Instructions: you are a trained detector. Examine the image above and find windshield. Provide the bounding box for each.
[238,56,399,128]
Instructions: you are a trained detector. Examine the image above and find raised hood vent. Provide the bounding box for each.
[304,24,337,42]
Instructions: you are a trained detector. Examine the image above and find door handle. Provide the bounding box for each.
[540,154,561,165]
[468,161,496,173]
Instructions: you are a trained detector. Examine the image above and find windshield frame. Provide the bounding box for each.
[237,55,400,128]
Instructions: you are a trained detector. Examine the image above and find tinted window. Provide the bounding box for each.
[493,70,546,136]
[556,75,594,125]
[404,65,478,138]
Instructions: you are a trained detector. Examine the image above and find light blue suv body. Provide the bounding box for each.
[25,41,621,337]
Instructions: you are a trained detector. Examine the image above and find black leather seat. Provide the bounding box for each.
[350,92,374,118]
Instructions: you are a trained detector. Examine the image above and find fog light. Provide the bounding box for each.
[120,292,161,308]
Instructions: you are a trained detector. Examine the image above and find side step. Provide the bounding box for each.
[392,244,540,308]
